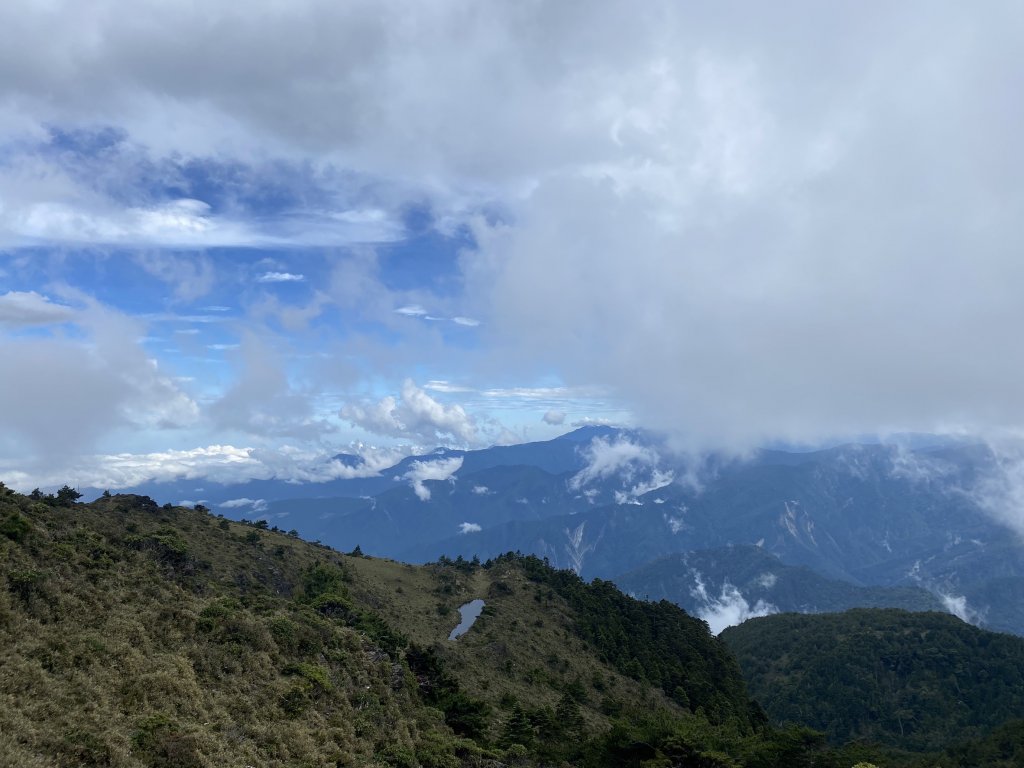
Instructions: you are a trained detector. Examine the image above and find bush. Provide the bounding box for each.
[131,715,203,768]
[7,569,44,604]
[59,728,113,766]
[0,512,31,542]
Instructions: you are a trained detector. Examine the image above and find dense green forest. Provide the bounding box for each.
[722,609,1024,752]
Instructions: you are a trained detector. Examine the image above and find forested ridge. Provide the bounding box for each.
[722,609,1024,752]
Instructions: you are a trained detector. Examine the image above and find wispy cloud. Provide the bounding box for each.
[257,271,305,283]
[220,497,268,512]
[395,305,428,317]
[400,456,463,501]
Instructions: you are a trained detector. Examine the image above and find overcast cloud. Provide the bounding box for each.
[1,1,1023,485]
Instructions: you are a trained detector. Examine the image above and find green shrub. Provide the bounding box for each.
[0,512,31,542]
[59,728,112,766]
[131,714,203,768]
[283,661,332,692]
[7,569,44,604]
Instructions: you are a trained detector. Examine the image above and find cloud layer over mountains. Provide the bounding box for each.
[1,2,1023,484]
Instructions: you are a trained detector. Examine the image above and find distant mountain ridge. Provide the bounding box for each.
[613,546,943,633]
[96,426,1024,635]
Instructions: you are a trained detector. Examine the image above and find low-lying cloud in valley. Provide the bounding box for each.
[690,573,778,635]
[400,456,463,501]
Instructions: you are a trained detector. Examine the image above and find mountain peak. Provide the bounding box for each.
[556,424,622,442]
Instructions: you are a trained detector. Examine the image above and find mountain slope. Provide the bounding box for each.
[1,484,827,768]
[721,609,1024,752]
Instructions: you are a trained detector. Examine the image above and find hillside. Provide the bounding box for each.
[721,609,1024,752]
[0,483,862,768]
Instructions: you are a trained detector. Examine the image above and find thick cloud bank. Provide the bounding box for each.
[1,2,1023,455]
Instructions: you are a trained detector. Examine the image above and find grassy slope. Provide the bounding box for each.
[0,488,790,768]
[1,492,461,767]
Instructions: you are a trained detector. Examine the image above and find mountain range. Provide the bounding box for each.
[94,426,1024,636]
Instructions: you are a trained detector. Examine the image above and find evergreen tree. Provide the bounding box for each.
[556,692,584,737]
[501,704,534,748]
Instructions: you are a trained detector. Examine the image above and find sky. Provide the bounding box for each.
[1,0,1023,490]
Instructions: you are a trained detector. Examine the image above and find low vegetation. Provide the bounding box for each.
[3,483,1022,766]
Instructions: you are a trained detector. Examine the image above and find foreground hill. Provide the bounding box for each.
[721,609,1024,753]
[0,484,874,768]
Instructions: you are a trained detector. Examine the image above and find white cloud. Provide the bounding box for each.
[6,196,271,250]
[888,444,956,485]
[395,305,428,317]
[571,417,617,428]
[257,271,305,283]
[394,306,480,327]
[400,456,463,501]
[341,379,478,445]
[939,592,982,625]
[542,410,566,426]
[0,292,198,462]
[627,468,675,500]
[471,485,490,495]
[208,333,333,440]
[690,573,777,635]
[569,435,660,490]
[963,436,1024,539]
[423,380,474,394]
[756,572,778,589]
[458,522,481,534]
[0,2,1020,453]
[220,497,268,512]
[0,291,75,327]
[0,442,404,492]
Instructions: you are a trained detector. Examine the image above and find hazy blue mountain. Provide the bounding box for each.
[83,426,609,509]
[613,545,943,620]
[100,425,1024,634]
[280,464,589,554]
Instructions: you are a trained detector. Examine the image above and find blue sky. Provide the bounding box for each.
[1,1,1023,489]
